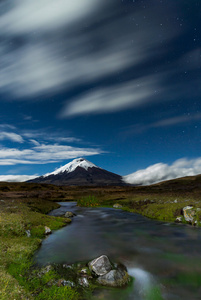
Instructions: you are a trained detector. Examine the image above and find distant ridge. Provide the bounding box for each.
[28,158,125,186]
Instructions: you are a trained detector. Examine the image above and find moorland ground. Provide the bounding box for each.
[1,176,201,299]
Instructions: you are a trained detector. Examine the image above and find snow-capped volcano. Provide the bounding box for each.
[44,158,101,177]
[28,158,125,186]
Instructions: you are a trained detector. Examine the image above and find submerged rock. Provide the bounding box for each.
[89,255,130,288]
[97,268,129,287]
[88,255,112,276]
[65,211,74,218]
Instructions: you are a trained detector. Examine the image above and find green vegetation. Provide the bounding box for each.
[0,196,77,299]
[36,286,79,300]
[77,195,100,207]
[1,174,201,298]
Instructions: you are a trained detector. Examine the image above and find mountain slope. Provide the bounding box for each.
[28,158,124,186]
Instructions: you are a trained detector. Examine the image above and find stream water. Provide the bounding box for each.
[35,202,201,300]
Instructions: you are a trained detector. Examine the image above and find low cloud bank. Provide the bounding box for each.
[0,175,37,182]
[123,158,201,186]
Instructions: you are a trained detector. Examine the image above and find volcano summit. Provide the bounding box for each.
[28,158,124,186]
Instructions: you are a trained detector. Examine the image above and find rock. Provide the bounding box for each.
[37,265,53,277]
[80,268,88,275]
[194,220,198,226]
[25,229,31,237]
[63,264,72,269]
[183,206,195,223]
[57,279,75,287]
[88,255,112,276]
[113,204,122,208]
[78,277,89,287]
[44,226,52,235]
[65,211,74,218]
[97,268,130,287]
[175,216,182,223]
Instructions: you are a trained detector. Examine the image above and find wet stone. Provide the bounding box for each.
[78,277,89,287]
[44,226,52,235]
[65,211,74,218]
[88,255,112,276]
[97,268,130,287]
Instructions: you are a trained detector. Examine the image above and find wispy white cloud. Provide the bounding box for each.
[0,0,101,34]
[29,139,40,146]
[0,124,16,130]
[61,75,160,117]
[23,130,81,144]
[0,144,103,166]
[0,132,24,143]
[153,113,201,128]
[123,112,201,135]
[0,0,181,104]
[0,175,37,182]
[123,158,201,186]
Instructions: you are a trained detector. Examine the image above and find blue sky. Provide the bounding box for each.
[0,0,201,184]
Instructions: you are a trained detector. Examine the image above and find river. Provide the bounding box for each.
[35,202,201,300]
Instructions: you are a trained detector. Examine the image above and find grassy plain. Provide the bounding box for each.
[0,175,201,298]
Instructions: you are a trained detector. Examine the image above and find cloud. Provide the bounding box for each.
[0,144,103,165]
[0,0,101,34]
[153,113,201,128]
[23,130,81,144]
[0,0,182,104]
[0,124,16,130]
[0,175,38,182]
[123,158,201,186]
[29,139,40,146]
[0,132,24,143]
[61,75,160,117]
[123,112,201,135]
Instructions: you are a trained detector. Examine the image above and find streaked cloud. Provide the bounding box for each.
[61,75,160,117]
[123,112,201,135]
[153,113,201,127]
[0,132,24,143]
[123,158,201,186]
[0,0,100,34]
[0,124,16,130]
[22,130,82,144]
[0,144,103,165]
[29,139,40,146]
[0,0,183,108]
[0,175,37,182]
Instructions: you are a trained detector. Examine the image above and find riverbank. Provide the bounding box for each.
[0,197,76,299]
[77,193,201,226]
[1,178,201,298]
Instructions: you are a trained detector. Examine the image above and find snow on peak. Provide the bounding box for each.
[43,158,100,177]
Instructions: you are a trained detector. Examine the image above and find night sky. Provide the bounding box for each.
[0,0,201,185]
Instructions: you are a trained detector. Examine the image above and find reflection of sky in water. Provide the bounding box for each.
[35,202,201,299]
